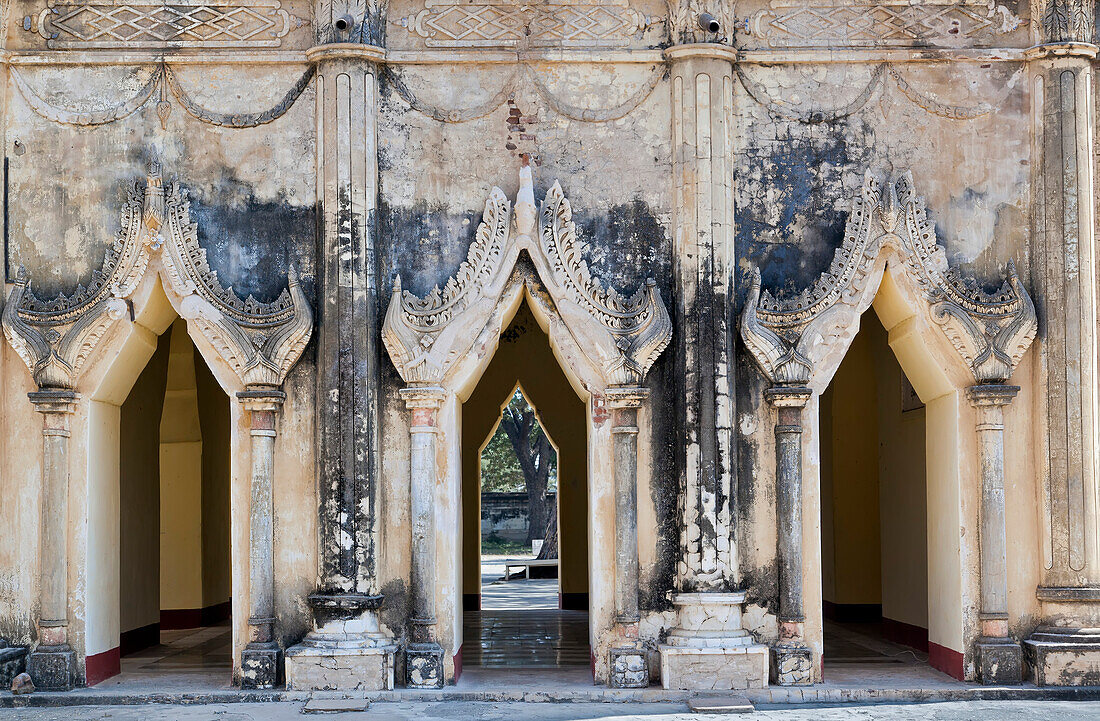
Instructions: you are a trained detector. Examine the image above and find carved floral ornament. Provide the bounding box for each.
[382,167,672,390]
[740,170,1037,388]
[2,164,312,391]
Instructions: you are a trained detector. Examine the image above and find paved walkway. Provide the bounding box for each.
[481,556,559,610]
[4,700,1100,720]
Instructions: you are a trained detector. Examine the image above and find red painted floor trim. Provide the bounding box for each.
[85,646,120,686]
[882,617,929,653]
[453,644,463,681]
[928,641,964,680]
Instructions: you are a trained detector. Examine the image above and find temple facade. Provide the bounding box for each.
[1,0,1099,694]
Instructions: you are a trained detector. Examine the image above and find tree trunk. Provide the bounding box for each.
[501,404,553,545]
[537,504,558,560]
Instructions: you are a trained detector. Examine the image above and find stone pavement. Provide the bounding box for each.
[3,699,1100,720]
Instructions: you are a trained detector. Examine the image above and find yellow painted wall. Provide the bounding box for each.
[820,315,929,628]
[460,301,589,601]
[159,320,205,613]
[118,330,171,634]
[871,322,929,631]
[821,322,882,606]
[196,348,232,610]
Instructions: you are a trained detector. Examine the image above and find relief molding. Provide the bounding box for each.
[740,170,1037,387]
[2,164,312,390]
[399,0,653,48]
[743,0,1022,49]
[24,0,305,49]
[382,166,671,389]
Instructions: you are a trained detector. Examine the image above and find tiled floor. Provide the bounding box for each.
[468,557,591,669]
[94,623,234,690]
[463,610,591,668]
[824,620,928,666]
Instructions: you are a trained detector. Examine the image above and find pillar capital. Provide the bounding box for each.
[966,384,1020,408]
[237,385,287,414]
[306,43,385,65]
[1025,43,1099,61]
[605,386,649,409]
[399,385,448,411]
[764,386,812,409]
[664,43,737,64]
[28,388,77,416]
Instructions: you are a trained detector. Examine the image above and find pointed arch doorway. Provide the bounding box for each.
[460,300,591,671]
[382,166,672,687]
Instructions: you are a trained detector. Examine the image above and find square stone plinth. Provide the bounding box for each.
[27,646,75,691]
[978,638,1022,685]
[609,647,649,688]
[285,646,395,691]
[406,643,445,689]
[771,644,813,686]
[659,644,768,691]
[241,645,281,689]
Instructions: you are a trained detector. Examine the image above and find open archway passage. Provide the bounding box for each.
[818,313,944,681]
[461,301,591,670]
[112,319,232,686]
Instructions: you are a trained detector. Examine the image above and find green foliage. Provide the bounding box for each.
[480,388,557,493]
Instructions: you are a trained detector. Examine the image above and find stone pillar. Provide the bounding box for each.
[285,41,396,690]
[1023,6,1100,685]
[25,389,77,691]
[401,385,446,689]
[238,387,284,689]
[764,387,813,686]
[606,387,648,688]
[660,35,768,691]
[967,384,1024,684]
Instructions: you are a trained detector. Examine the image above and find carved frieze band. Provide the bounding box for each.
[24,0,305,49]
[743,0,1022,48]
[2,164,312,390]
[399,0,652,48]
[382,167,671,389]
[740,170,1037,387]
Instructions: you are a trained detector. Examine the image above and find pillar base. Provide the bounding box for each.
[609,646,649,688]
[977,637,1022,685]
[240,642,282,689]
[1024,626,1100,686]
[405,642,445,688]
[658,592,768,690]
[770,641,813,686]
[27,644,75,691]
[285,593,396,690]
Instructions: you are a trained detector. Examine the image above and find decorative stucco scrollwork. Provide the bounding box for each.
[740,170,1037,387]
[2,164,313,390]
[382,166,671,389]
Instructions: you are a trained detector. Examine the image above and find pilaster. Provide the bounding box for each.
[1024,4,1100,684]
[606,387,649,689]
[765,386,813,686]
[286,39,396,690]
[661,20,767,691]
[238,387,285,690]
[26,389,77,692]
[968,384,1024,685]
[400,385,448,689]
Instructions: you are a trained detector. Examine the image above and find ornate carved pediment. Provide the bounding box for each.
[740,170,1037,387]
[2,164,312,390]
[382,166,672,389]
